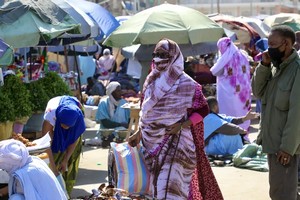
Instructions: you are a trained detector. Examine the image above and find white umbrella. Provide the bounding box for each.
[237,16,270,38]
[52,0,99,40]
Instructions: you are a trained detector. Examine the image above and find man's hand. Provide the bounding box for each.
[241,129,248,135]
[244,111,260,121]
[261,51,271,67]
[276,150,292,166]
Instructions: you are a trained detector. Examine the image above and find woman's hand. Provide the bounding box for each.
[166,122,182,135]
[128,130,141,147]
[59,158,68,173]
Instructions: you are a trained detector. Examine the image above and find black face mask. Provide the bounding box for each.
[268,45,285,64]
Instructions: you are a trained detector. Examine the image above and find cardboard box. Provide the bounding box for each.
[84,105,98,121]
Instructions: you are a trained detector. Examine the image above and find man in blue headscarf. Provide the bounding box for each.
[41,95,85,196]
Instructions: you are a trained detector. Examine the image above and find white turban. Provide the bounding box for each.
[103,48,111,55]
[0,139,30,174]
[106,81,121,118]
[106,81,121,96]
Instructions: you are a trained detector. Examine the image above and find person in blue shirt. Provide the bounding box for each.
[204,96,258,156]
[95,81,130,130]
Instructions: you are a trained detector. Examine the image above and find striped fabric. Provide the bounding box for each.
[110,142,151,195]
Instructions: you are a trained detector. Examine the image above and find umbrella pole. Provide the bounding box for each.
[64,46,69,72]
[23,48,29,83]
[29,47,33,80]
[72,45,83,104]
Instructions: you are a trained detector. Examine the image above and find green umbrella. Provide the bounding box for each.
[103,3,225,47]
[0,39,13,66]
[0,1,80,48]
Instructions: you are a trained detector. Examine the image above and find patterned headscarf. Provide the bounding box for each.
[211,37,248,76]
[52,96,86,153]
[141,39,184,115]
[0,139,31,174]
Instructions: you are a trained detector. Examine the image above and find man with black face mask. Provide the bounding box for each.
[252,25,300,200]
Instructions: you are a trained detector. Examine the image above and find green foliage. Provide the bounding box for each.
[0,86,15,122]
[1,75,32,120]
[40,71,72,99]
[0,72,73,122]
[25,79,49,113]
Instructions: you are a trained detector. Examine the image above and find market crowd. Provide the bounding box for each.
[1,25,300,200]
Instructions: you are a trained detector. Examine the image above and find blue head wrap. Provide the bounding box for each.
[52,96,85,153]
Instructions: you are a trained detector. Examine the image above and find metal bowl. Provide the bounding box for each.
[99,129,114,138]
[115,130,128,140]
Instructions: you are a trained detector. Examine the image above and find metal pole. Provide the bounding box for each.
[210,0,213,13]
[250,0,253,16]
[72,45,83,104]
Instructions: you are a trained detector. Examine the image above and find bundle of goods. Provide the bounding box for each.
[73,183,151,200]
[11,133,36,147]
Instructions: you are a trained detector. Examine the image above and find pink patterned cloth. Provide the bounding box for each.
[211,37,251,131]
[140,39,223,200]
[189,112,203,126]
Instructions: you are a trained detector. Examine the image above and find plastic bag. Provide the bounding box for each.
[110,142,151,195]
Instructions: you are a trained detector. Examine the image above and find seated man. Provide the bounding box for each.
[85,76,106,96]
[0,139,67,200]
[95,81,130,131]
[204,96,258,156]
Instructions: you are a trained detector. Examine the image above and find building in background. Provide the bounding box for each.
[179,0,299,17]
[89,0,300,17]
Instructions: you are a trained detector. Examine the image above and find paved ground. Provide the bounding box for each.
[70,114,270,200]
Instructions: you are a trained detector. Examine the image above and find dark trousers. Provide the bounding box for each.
[268,154,299,200]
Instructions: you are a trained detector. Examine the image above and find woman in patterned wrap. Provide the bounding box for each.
[129,38,223,200]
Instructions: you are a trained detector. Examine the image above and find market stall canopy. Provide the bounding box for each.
[263,13,300,31]
[210,14,261,45]
[47,39,101,56]
[103,3,225,47]
[236,16,270,38]
[0,0,80,48]
[67,0,120,41]
[0,39,13,66]
[50,0,99,45]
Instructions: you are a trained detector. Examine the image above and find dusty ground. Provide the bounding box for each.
[71,113,270,200]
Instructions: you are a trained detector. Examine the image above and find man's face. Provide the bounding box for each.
[268,32,286,51]
[112,86,122,100]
